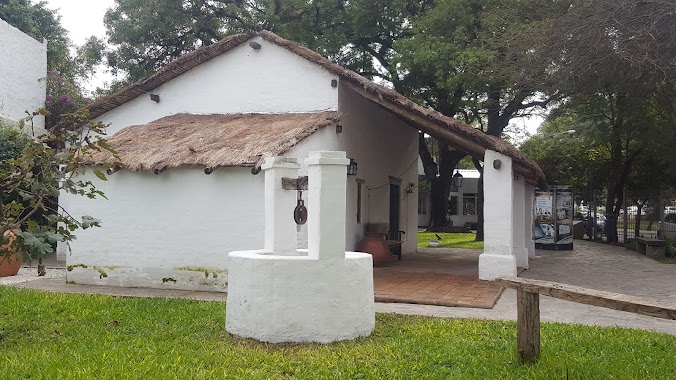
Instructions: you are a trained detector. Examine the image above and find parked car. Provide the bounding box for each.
[595,214,606,232]
[658,213,676,240]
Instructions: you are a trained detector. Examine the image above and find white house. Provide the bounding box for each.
[59,31,545,290]
[417,165,482,229]
[0,18,47,132]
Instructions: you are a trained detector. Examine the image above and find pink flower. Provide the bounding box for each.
[46,95,53,101]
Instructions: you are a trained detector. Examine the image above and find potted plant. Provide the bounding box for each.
[0,229,22,277]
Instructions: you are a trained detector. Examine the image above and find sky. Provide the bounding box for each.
[44,0,115,90]
[42,0,544,136]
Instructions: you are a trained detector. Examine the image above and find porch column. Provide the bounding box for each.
[305,151,350,260]
[512,174,529,269]
[262,156,301,255]
[479,150,517,280]
[525,184,536,258]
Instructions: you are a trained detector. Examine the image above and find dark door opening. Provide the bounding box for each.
[389,182,401,240]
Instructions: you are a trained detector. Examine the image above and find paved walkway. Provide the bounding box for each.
[381,240,676,336]
[5,240,676,336]
[374,248,502,308]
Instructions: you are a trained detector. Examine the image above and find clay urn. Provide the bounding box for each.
[0,229,22,277]
[357,223,392,266]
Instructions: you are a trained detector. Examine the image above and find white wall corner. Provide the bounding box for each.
[512,174,528,269]
[480,150,517,280]
[525,184,536,258]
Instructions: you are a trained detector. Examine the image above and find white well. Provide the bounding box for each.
[225,151,375,343]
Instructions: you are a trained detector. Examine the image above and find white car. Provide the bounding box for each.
[658,213,676,240]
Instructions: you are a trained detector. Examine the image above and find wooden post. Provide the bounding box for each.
[516,289,540,362]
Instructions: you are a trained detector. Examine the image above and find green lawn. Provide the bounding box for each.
[1,287,674,379]
[418,231,484,249]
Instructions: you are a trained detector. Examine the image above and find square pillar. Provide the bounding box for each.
[262,157,301,255]
[513,174,529,269]
[525,185,536,258]
[305,151,350,260]
[479,150,517,280]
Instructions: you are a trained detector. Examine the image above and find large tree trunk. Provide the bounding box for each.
[418,133,465,231]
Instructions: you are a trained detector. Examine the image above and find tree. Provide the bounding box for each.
[102,0,431,85]
[395,0,559,235]
[520,0,676,242]
[0,110,116,274]
[521,92,676,242]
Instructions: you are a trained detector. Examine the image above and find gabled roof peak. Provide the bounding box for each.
[74,30,545,186]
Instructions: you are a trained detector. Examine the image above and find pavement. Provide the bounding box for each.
[4,240,676,336]
[374,248,503,308]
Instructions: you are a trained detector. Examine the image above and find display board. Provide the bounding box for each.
[533,185,573,250]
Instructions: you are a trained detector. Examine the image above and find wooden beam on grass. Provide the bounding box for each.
[496,277,676,320]
[516,290,540,362]
[497,276,676,362]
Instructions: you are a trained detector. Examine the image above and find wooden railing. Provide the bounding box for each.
[495,277,676,362]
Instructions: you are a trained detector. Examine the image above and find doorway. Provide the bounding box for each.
[389,180,401,240]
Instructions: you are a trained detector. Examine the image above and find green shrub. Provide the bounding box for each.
[665,239,676,258]
[0,122,31,161]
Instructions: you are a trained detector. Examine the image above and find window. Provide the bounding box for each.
[418,193,427,215]
[448,196,458,216]
[463,193,477,216]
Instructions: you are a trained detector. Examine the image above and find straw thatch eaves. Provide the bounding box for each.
[73,30,545,186]
[89,112,341,172]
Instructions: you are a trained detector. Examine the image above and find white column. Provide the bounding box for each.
[512,174,529,269]
[479,150,517,280]
[525,184,536,258]
[262,156,300,255]
[305,151,350,260]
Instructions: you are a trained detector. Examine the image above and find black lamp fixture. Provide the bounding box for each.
[347,158,358,176]
[452,167,463,188]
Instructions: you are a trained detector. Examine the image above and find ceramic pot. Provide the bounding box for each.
[357,232,391,266]
[0,230,22,277]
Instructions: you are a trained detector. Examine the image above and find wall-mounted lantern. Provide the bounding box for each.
[452,171,464,188]
[347,158,358,176]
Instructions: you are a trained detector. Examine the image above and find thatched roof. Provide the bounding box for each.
[89,112,340,171]
[74,30,545,186]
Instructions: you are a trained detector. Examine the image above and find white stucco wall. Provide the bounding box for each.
[479,150,517,280]
[0,18,47,132]
[97,36,339,134]
[63,36,419,290]
[62,167,264,291]
[287,84,419,255]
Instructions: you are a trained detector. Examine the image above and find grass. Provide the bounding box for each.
[418,231,484,249]
[2,288,673,379]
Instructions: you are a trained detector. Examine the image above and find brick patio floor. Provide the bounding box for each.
[373,248,503,308]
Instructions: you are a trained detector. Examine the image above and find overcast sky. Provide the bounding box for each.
[41,0,543,135]
[44,0,115,90]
